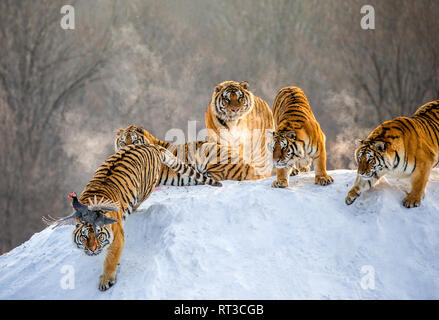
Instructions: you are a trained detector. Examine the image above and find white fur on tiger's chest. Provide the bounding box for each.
[388,161,416,178]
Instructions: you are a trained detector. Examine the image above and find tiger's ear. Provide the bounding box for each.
[287,131,296,140]
[355,139,364,147]
[375,141,386,152]
[116,128,124,134]
[214,85,222,93]
[239,81,249,90]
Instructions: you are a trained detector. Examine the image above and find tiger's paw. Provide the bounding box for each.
[271,180,289,188]
[345,193,357,205]
[345,187,361,205]
[99,273,116,291]
[402,194,422,208]
[300,166,311,173]
[315,174,334,186]
[212,181,223,187]
[205,173,222,187]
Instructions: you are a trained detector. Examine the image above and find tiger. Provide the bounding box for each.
[346,99,439,208]
[205,80,275,178]
[43,143,221,291]
[270,86,333,188]
[114,125,269,183]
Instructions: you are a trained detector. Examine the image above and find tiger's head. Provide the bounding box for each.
[73,222,114,256]
[114,125,152,152]
[354,138,400,179]
[43,194,119,257]
[354,122,406,179]
[270,130,305,168]
[210,80,255,122]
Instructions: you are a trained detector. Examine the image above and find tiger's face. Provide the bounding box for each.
[271,131,303,168]
[115,126,149,151]
[212,81,255,122]
[355,140,393,179]
[73,223,114,256]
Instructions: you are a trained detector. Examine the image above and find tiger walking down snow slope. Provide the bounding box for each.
[270,86,333,188]
[44,143,221,291]
[346,99,439,208]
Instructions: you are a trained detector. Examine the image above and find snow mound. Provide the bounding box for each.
[1,170,439,299]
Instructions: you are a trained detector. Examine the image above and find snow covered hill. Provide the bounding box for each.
[1,170,439,299]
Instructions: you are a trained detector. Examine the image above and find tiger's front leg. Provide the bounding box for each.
[272,167,292,188]
[313,145,333,186]
[99,227,124,291]
[345,175,378,205]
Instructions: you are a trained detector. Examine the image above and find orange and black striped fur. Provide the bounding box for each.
[72,144,221,290]
[346,100,439,208]
[115,125,269,183]
[271,86,333,188]
[205,81,274,178]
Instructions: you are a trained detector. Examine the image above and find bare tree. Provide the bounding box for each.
[0,0,116,252]
[333,0,439,123]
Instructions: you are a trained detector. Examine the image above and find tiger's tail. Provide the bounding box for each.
[158,146,222,187]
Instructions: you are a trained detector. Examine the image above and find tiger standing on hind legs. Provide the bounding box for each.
[270,86,333,188]
[346,100,439,208]
[43,143,221,291]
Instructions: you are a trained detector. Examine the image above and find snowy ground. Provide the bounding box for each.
[1,169,439,299]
